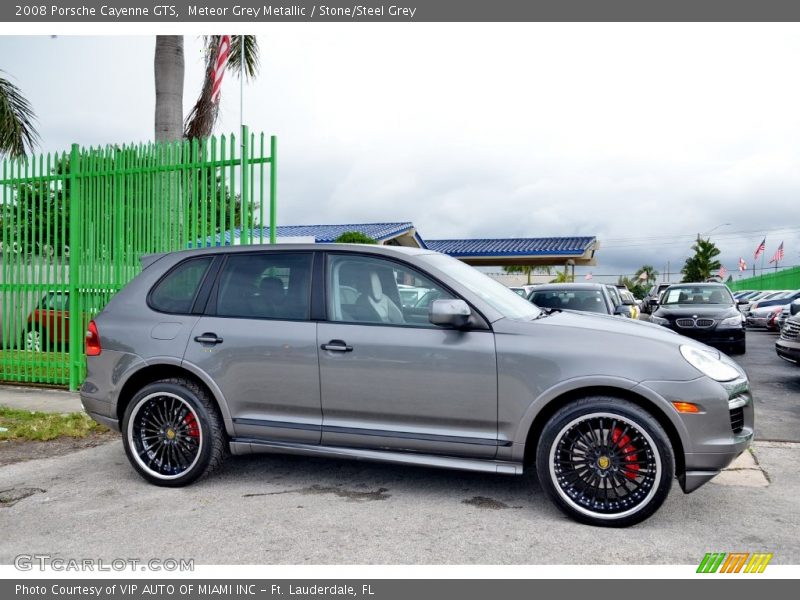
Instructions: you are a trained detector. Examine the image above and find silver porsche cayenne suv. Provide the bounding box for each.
[81,244,753,527]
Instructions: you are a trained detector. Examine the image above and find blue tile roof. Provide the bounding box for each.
[195,222,419,247]
[425,237,596,257]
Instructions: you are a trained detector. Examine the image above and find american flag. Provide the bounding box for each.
[718,265,727,279]
[754,237,766,260]
[211,35,232,104]
[738,257,747,271]
[769,242,785,264]
[584,272,593,280]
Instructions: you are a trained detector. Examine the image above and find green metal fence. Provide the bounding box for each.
[0,126,276,389]
[728,266,800,292]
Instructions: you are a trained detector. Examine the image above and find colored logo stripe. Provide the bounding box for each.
[697,552,773,573]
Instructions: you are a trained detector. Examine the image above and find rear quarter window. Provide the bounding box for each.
[149,256,214,314]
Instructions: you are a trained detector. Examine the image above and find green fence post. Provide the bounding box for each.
[270,135,277,244]
[241,125,250,245]
[67,144,81,390]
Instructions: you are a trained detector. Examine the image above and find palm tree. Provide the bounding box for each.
[184,36,260,139]
[154,36,185,142]
[681,238,721,282]
[0,72,39,158]
[153,36,260,142]
[502,264,552,285]
[634,264,659,286]
[551,270,573,283]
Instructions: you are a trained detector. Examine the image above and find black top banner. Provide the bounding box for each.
[5,0,800,22]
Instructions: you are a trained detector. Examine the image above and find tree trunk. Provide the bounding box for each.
[154,36,185,245]
[154,36,184,142]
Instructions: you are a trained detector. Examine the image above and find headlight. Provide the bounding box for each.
[650,316,669,325]
[680,345,740,382]
[718,314,744,327]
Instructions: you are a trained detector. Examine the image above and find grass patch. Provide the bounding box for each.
[0,406,106,441]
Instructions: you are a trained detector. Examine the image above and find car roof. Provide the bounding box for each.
[143,243,439,263]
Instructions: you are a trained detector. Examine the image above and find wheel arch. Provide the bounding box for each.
[116,360,234,436]
[520,384,686,480]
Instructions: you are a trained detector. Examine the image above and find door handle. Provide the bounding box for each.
[194,333,223,345]
[320,339,353,352]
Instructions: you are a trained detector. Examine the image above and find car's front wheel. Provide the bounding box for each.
[536,397,674,527]
[122,378,228,487]
[23,327,46,352]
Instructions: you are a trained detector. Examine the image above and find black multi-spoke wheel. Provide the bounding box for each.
[536,397,674,527]
[122,378,228,487]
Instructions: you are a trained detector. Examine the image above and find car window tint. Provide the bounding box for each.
[661,286,733,305]
[530,290,608,313]
[327,255,453,327]
[216,253,312,320]
[150,257,213,314]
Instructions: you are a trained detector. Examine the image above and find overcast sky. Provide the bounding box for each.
[2,24,800,281]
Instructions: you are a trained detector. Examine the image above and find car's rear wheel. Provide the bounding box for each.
[122,378,228,487]
[536,397,674,527]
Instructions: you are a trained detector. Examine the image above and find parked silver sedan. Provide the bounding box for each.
[81,245,753,527]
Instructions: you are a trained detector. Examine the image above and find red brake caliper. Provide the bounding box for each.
[183,412,200,438]
[611,428,639,480]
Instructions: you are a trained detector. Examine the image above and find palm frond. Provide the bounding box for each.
[0,72,40,158]
[184,36,260,139]
[228,35,260,80]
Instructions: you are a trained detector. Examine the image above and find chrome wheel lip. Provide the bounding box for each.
[127,391,204,480]
[548,411,662,521]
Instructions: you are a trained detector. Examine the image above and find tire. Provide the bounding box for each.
[121,378,228,487]
[23,327,47,352]
[535,396,674,527]
[730,340,746,355]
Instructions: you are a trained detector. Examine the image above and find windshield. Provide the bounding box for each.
[661,285,734,305]
[418,254,542,320]
[530,289,608,314]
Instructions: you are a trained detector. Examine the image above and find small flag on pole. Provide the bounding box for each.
[769,242,785,264]
[738,257,747,271]
[754,237,766,260]
[584,272,593,280]
[718,265,727,279]
[211,35,232,104]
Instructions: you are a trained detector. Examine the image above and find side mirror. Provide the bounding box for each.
[613,305,629,316]
[429,299,471,329]
[648,298,658,306]
[737,299,748,305]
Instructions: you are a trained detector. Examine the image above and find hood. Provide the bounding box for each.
[506,309,690,345]
[653,304,739,319]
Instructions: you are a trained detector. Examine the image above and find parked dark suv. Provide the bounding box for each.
[81,245,753,527]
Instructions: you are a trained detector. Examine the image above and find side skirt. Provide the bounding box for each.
[230,438,523,475]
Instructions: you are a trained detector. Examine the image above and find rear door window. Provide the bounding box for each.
[215,253,312,320]
[149,256,214,314]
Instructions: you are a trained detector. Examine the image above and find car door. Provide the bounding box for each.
[183,251,322,444]
[317,253,499,459]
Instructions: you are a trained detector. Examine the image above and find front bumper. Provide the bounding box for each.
[662,324,745,348]
[638,375,754,493]
[776,339,800,364]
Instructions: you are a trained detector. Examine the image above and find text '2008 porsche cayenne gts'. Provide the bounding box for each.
[81,245,753,527]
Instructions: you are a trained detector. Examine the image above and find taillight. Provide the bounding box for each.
[86,320,102,356]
